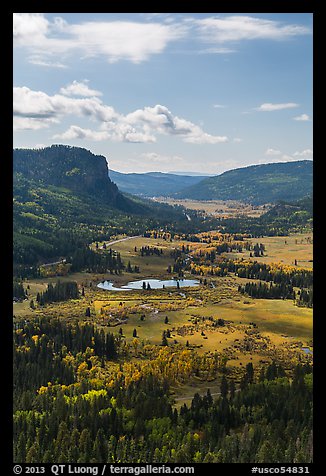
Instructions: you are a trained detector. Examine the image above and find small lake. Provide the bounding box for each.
[97,278,200,291]
[301,347,313,355]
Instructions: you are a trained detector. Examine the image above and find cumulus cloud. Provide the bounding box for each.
[293,113,310,121]
[260,148,313,164]
[13,116,59,131]
[278,151,313,162]
[53,126,109,142]
[13,13,49,46]
[54,124,157,144]
[14,85,227,144]
[125,104,228,144]
[13,86,117,131]
[60,80,102,97]
[293,149,313,158]
[256,102,299,111]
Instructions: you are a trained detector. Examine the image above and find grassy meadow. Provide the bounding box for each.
[225,232,313,269]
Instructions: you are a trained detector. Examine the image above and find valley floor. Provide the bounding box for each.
[13,232,313,404]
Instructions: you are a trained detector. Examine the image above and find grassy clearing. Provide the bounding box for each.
[225,232,313,269]
[158,198,268,218]
[171,298,312,342]
[171,378,224,409]
[105,236,187,279]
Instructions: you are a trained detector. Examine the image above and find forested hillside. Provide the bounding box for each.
[13,175,192,270]
[14,145,124,205]
[176,161,312,204]
[13,146,191,271]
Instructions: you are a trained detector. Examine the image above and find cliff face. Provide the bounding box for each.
[13,145,120,204]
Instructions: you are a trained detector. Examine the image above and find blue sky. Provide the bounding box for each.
[13,12,313,174]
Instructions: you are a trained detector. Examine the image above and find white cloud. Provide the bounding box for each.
[68,21,186,63]
[125,104,228,144]
[280,152,313,162]
[13,86,117,130]
[265,148,281,156]
[213,104,227,108]
[60,80,102,97]
[184,132,228,144]
[28,56,67,69]
[140,152,185,164]
[259,149,313,164]
[293,149,313,158]
[233,137,242,143]
[13,14,186,65]
[110,152,187,173]
[281,154,296,161]
[199,47,236,54]
[13,13,49,46]
[14,14,310,67]
[293,113,310,121]
[13,116,59,131]
[256,102,299,111]
[195,16,310,44]
[53,126,109,142]
[14,84,227,144]
[54,124,157,144]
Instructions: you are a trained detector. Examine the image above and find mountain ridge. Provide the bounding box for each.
[175,160,313,204]
[109,169,208,197]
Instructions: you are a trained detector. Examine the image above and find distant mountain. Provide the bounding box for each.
[109,170,208,197]
[175,161,313,205]
[167,171,213,176]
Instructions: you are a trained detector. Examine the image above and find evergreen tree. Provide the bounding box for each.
[220,375,229,399]
[161,331,168,346]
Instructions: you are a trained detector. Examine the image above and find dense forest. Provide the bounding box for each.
[36,281,79,306]
[238,281,295,300]
[13,317,312,463]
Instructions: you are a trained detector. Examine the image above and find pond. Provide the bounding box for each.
[97,278,200,291]
[301,347,313,355]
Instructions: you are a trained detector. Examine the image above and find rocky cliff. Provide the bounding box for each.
[13,145,121,205]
